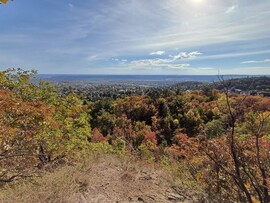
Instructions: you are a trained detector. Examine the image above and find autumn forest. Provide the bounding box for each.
[0,69,269,202]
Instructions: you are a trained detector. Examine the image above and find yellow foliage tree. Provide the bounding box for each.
[0,0,9,4]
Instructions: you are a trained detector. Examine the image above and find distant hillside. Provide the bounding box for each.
[170,81,206,90]
[172,76,270,92]
[213,76,270,91]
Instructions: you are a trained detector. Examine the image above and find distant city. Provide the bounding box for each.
[37,74,264,87]
[33,75,270,102]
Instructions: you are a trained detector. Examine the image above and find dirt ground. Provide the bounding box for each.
[0,155,206,203]
[70,156,198,203]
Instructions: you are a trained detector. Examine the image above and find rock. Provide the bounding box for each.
[167,192,185,201]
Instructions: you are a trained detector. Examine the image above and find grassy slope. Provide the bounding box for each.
[0,146,206,203]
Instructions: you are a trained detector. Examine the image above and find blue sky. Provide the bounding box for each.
[0,0,270,74]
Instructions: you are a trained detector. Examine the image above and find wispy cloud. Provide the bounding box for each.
[197,50,270,60]
[59,1,270,60]
[226,5,238,14]
[128,59,190,70]
[1,0,270,74]
[149,51,165,55]
[68,3,74,9]
[112,58,120,62]
[241,59,270,64]
[197,67,213,70]
[86,55,103,61]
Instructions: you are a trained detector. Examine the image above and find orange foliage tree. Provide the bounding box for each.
[0,69,92,183]
[0,89,55,182]
[199,91,270,202]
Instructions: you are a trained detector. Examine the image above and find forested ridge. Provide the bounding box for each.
[1,69,270,202]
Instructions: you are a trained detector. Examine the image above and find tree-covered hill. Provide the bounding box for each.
[212,76,270,93]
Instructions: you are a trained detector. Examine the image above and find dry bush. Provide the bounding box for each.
[0,166,80,203]
[0,143,114,203]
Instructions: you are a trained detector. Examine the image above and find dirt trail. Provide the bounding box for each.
[71,156,195,203]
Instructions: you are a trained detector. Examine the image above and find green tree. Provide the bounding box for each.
[205,119,225,138]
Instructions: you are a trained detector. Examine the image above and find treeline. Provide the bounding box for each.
[1,69,270,202]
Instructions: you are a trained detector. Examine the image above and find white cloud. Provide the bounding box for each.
[162,64,190,70]
[241,59,270,64]
[149,51,165,55]
[115,57,195,71]
[112,50,202,70]
[171,51,202,60]
[112,58,128,64]
[226,5,238,14]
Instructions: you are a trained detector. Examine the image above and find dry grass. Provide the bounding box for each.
[0,146,205,203]
[0,143,111,203]
[0,166,80,203]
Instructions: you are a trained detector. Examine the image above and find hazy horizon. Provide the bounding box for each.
[37,73,269,76]
[1,0,270,75]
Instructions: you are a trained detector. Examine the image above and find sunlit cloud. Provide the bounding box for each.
[149,51,165,55]
[171,51,202,60]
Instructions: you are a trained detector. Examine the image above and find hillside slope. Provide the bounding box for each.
[1,154,205,203]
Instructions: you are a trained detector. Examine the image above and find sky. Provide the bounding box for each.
[0,0,270,75]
